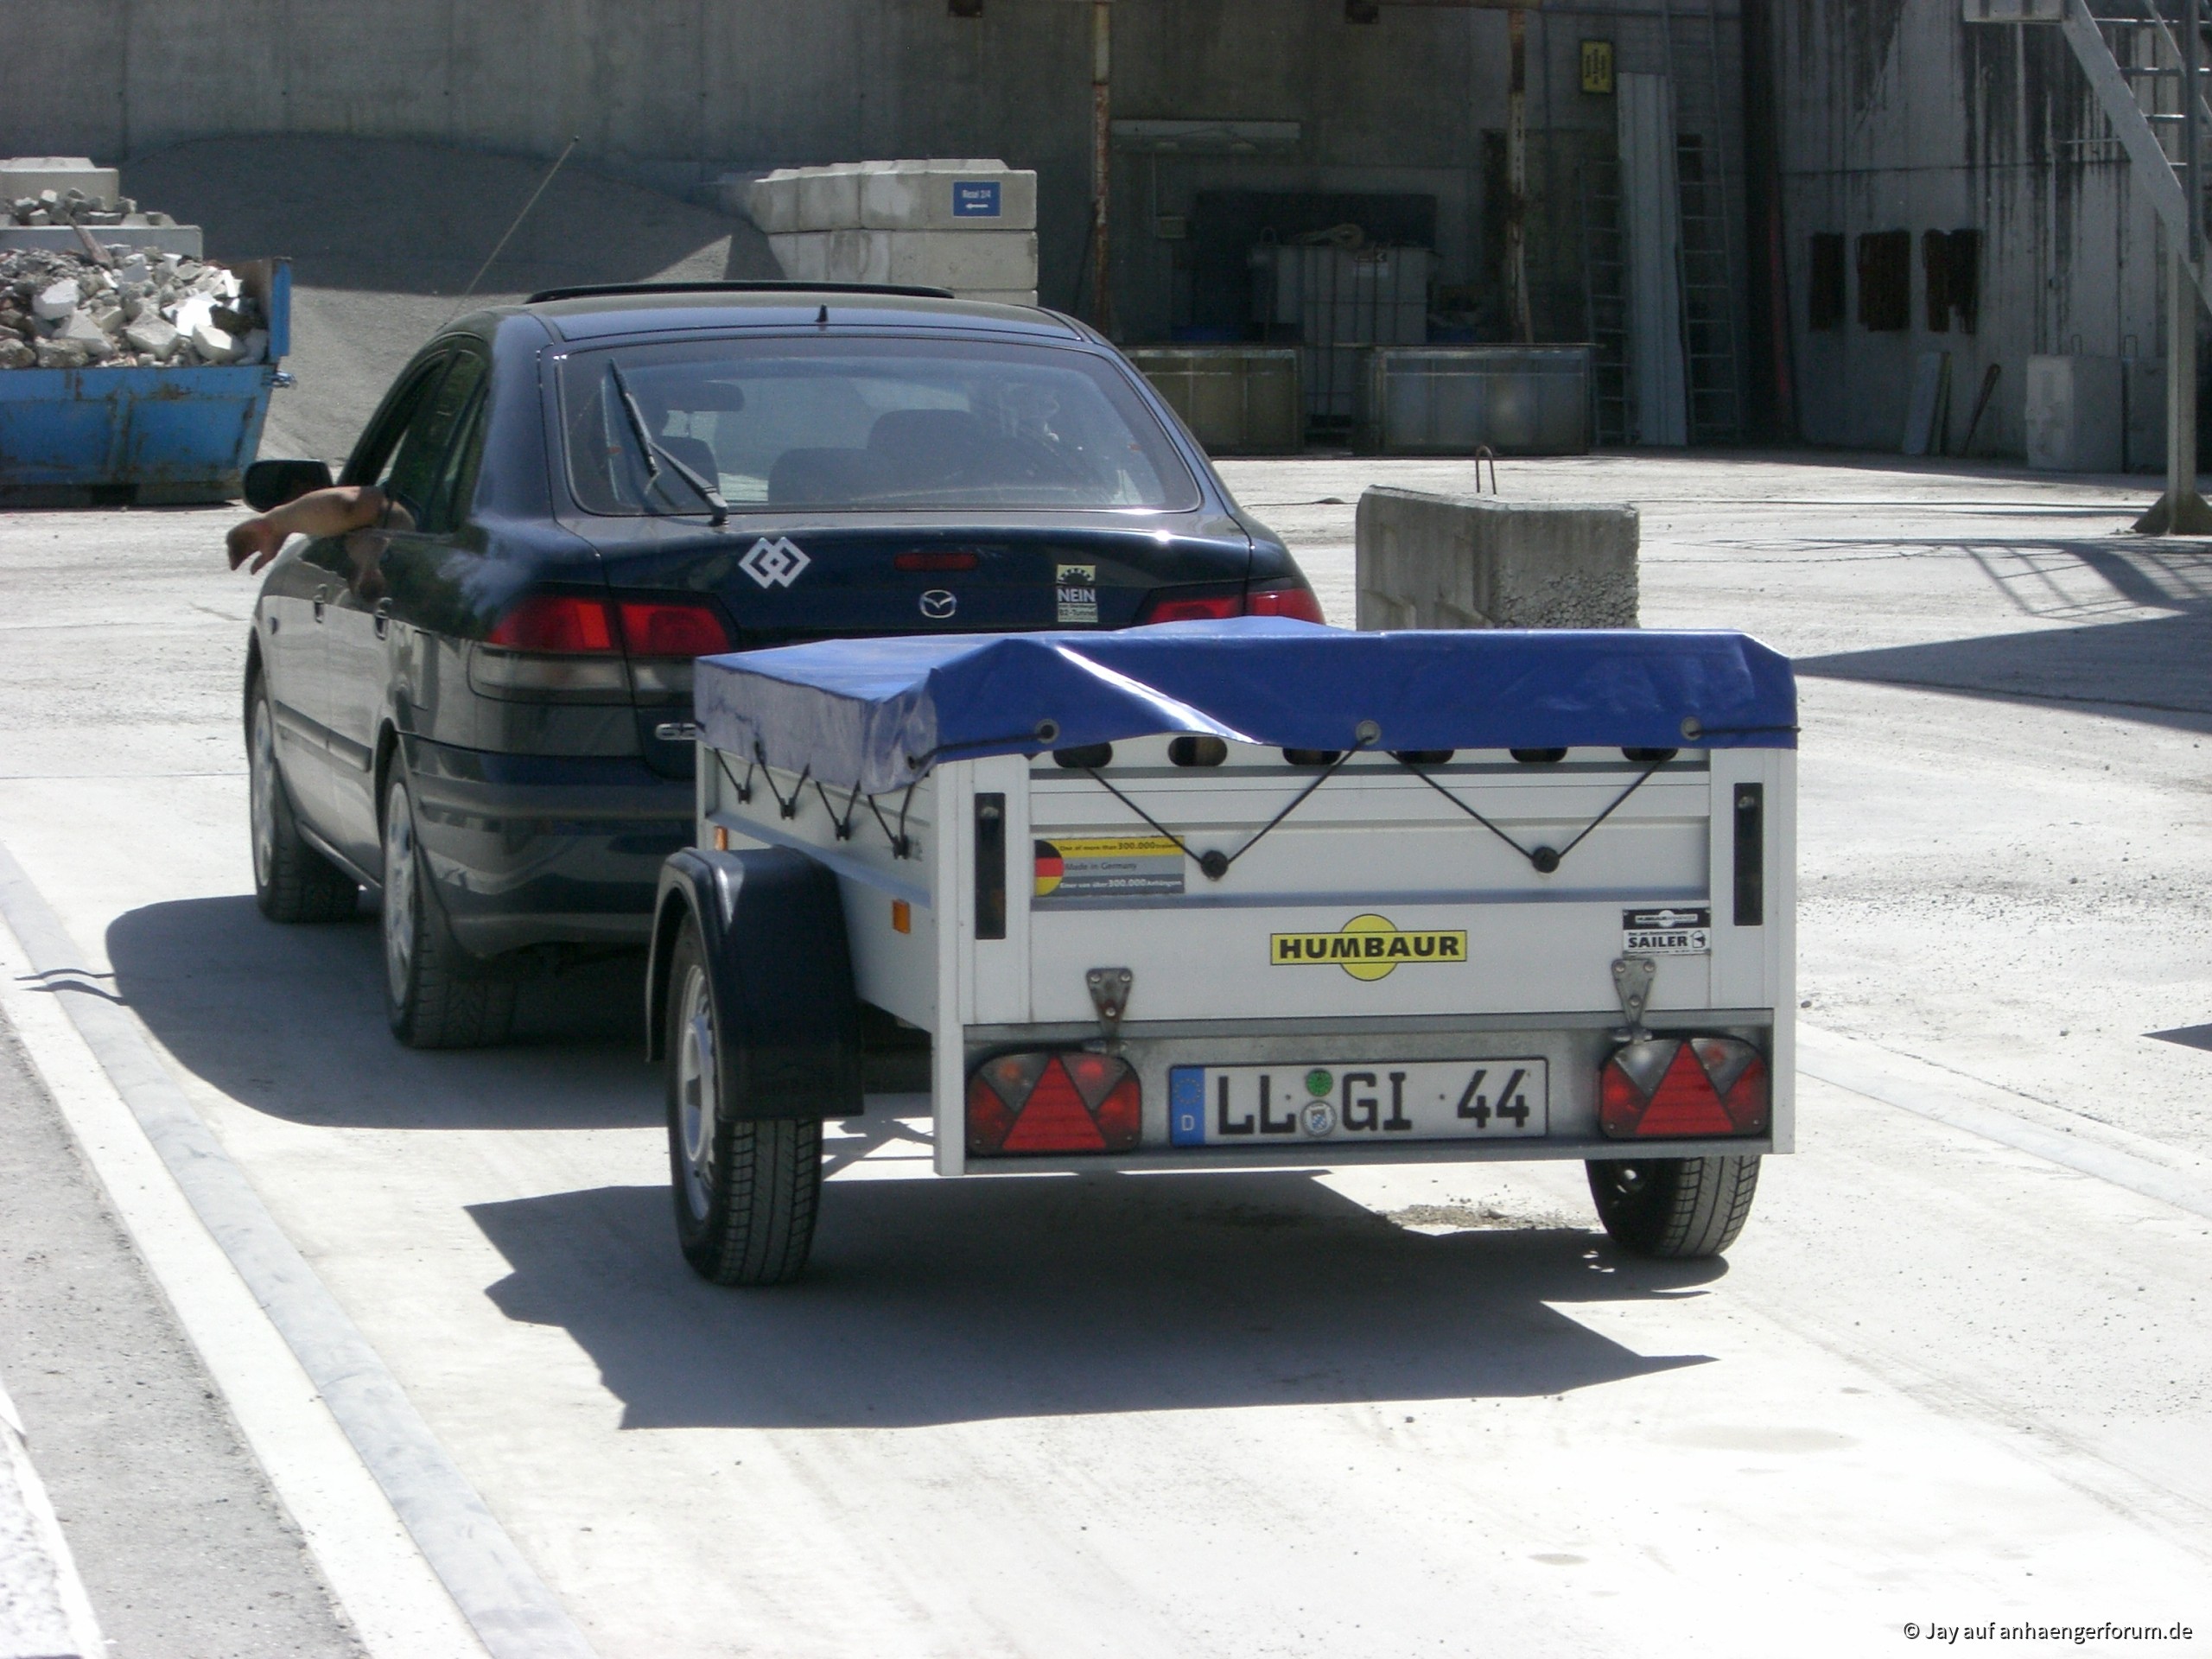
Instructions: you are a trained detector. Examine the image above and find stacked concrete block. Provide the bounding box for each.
[748,160,1039,306]
[0,246,262,370]
[1355,486,1640,631]
[0,158,199,256]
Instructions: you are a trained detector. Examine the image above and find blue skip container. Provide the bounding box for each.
[0,257,290,505]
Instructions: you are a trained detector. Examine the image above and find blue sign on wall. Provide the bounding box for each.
[952,181,1003,219]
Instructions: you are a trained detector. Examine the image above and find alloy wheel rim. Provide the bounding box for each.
[250,699,276,888]
[383,786,417,1005]
[677,963,718,1221]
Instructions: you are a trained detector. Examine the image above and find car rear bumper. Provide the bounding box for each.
[402,734,690,956]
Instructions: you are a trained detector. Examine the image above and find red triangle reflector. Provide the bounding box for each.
[1001,1058,1109,1153]
[1633,1044,1737,1137]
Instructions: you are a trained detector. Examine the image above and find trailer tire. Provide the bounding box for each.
[664,914,823,1287]
[380,773,515,1049]
[249,678,359,924]
[1586,1154,1759,1259]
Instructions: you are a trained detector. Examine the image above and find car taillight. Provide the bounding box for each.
[967,1052,1142,1156]
[1248,583,1325,624]
[488,594,616,652]
[1138,590,1244,624]
[1600,1037,1769,1139]
[894,550,981,572]
[616,601,731,658]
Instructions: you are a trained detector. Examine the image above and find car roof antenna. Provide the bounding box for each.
[817,303,830,327]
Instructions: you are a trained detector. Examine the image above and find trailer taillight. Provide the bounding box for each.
[1599,1037,1769,1139]
[967,1052,1141,1156]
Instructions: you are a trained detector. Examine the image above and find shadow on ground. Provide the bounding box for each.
[1796,609,2212,734]
[104,894,658,1130]
[470,1170,1717,1428]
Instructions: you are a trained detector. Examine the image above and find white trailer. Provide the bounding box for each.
[646,620,1796,1284]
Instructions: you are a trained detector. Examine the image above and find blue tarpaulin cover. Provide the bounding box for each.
[695,619,1796,797]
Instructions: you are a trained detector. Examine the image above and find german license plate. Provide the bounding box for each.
[1168,1060,1548,1147]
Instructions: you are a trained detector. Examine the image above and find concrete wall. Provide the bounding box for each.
[1773,4,2165,461]
[0,0,1744,365]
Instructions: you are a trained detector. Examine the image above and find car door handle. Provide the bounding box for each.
[373,599,393,639]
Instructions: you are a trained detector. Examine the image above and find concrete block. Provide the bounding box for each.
[798,168,864,234]
[1355,486,1639,631]
[0,156,119,210]
[768,228,1037,292]
[190,321,239,363]
[124,315,179,359]
[2024,354,2123,472]
[30,279,79,321]
[860,160,1037,231]
[0,338,33,369]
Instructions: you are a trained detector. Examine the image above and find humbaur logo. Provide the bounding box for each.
[1269,914,1468,982]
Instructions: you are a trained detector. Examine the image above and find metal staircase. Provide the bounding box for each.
[1987,0,2212,525]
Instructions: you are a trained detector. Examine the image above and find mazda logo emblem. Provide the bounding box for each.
[919,589,958,620]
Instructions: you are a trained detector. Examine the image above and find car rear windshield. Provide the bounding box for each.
[558,334,1202,515]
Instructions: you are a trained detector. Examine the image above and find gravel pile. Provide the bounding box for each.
[0,247,267,371]
[0,187,179,229]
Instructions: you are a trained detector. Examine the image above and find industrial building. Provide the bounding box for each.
[3,0,2201,466]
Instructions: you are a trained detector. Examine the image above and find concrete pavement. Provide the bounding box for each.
[0,454,2207,1656]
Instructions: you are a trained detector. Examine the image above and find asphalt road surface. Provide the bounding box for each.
[0,454,2206,1658]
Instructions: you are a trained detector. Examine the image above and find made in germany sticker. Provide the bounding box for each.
[1034,836,1184,903]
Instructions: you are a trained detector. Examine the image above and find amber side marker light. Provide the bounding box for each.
[1599,1037,1769,1139]
[967,1052,1141,1156]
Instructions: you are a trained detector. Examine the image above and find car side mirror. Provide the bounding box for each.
[243,459,335,512]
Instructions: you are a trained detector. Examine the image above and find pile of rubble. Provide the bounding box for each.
[0,247,267,371]
[1,187,180,229]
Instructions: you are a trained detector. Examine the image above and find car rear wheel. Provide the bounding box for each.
[1586,1154,1759,1259]
[249,678,358,924]
[380,773,515,1049]
[665,914,823,1286]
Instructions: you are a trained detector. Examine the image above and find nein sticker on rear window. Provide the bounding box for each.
[1056,563,1099,626]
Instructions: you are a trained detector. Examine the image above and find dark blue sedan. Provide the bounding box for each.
[238,283,1320,1046]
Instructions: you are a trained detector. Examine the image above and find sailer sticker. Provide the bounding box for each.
[1622,906,1712,956]
[1269,913,1468,982]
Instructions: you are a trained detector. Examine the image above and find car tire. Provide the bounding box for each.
[665,914,823,1286]
[1586,1154,1759,1259]
[248,677,359,925]
[380,772,515,1049]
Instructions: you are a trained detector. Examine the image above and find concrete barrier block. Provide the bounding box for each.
[860,160,1039,231]
[746,170,804,235]
[1355,486,1638,631]
[769,229,1039,294]
[797,167,864,233]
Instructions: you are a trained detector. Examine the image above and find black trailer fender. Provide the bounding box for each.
[646,846,864,1120]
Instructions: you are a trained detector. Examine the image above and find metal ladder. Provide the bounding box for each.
[1660,0,1744,444]
[1999,0,2212,525]
[1580,156,1635,448]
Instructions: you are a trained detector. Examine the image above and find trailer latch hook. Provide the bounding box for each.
[1085,966,1133,1054]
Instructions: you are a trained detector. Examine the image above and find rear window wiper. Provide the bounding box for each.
[607,360,728,526]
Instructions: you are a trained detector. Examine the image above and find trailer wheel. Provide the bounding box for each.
[665,914,823,1286]
[380,774,515,1049]
[1586,1154,1760,1259]
[249,678,358,924]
